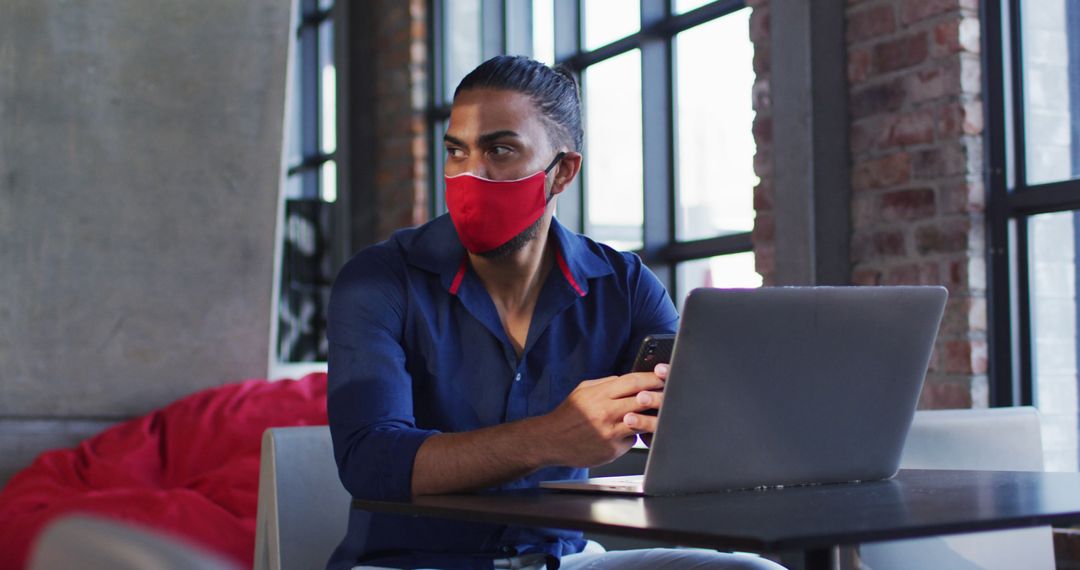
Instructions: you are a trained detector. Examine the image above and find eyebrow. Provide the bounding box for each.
[443,130,522,147]
[478,130,521,146]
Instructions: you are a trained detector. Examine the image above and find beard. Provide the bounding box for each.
[476,214,544,259]
[476,188,555,259]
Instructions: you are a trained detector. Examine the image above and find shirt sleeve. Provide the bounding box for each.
[618,253,680,373]
[326,247,440,501]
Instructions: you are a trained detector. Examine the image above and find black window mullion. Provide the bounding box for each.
[659,0,743,34]
[287,153,335,177]
[482,0,506,60]
[1007,0,1028,191]
[1069,0,1080,179]
[553,0,583,233]
[565,35,641,71]
[563,0,743,71]
[640,0,674,293]
[505,0,533,57]
[429,0,445,220]
[553,0,581,64]
[656,232,753,264]
[1015,214,1034,406]
[432,121,447,216]
[430,0,446,110]
[1007,180,1080,215]
[984,0,1015,406]
[299,0,322,200]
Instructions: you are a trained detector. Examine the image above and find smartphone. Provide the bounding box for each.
[631,334,675,418]
[631,334,676,373]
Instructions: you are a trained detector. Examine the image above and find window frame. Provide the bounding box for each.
[985,0,1080,406]
[288,0,336,196]
[427,0,753,297]
[270,0,337,372]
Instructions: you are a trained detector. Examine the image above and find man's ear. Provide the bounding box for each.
[549,152,583,197]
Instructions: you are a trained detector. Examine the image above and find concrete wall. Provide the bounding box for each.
[0,0,290,487]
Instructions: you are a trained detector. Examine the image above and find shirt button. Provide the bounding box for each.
[514,373,522,382]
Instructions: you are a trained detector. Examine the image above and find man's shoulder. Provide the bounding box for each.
[337,234,407,280]
[570,232,647,277]
[336,218,449,280]
[555,222,643,277]
[331,227,424,296]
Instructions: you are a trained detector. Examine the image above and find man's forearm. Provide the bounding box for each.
[411,415,559,495]
[411,371,664,495]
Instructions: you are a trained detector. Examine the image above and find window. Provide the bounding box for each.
[986,0,1080,470]
[428,0,760,309]
[273,0,337,369]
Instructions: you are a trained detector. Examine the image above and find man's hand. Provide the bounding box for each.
[626,364,665,431]
[537,367,666,467]
[624,363,669,441]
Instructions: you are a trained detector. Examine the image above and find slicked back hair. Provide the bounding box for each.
[454,55,583,152]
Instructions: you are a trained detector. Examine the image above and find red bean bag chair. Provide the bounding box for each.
[0,372,328,570]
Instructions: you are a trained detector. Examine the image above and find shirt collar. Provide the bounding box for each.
[404,214,614,295]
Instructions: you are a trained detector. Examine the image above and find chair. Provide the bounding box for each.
[29,514,240,570]
[254,426,351,570]
[853,406,1055,570]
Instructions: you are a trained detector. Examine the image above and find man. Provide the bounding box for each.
[327,55,784,570]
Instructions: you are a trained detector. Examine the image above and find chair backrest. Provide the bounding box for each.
[254,426,351,570]
[30,515,240,570]
[855,406,1054,570]
[901,406,1045,471]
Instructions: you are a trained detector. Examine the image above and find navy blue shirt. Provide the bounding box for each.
[326,214,679,569]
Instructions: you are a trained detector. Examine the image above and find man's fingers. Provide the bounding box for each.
[603,372,664,398]
[636,389,664,411]
[579,375,618,388]
[623,412,658,434]
[623,390,664,433]
[613,394,655,418]
[609,419,643,441]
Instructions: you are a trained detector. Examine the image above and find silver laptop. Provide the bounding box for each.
[541,286,947,496]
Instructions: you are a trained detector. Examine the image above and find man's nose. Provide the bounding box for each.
[463,155,489,179]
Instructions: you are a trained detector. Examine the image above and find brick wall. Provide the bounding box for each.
[847,0,986,409]
[372,0,429,239]
[748,0,775,285]
[751,0,988,409]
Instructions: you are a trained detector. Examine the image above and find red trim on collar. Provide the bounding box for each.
[449,258,467,295]
[556,250,585,297]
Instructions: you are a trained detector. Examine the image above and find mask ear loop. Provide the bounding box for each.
[543,152,568,204]
[543,152,567,174]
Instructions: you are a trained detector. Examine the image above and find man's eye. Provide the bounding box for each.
[489,146,513,156]
[446,147,463,158]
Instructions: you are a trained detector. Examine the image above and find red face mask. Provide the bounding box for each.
[444,153,565,254]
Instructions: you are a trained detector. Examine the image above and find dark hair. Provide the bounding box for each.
[454,55,583,151]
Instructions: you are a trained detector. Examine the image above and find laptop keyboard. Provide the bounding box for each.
[594,475,644,490]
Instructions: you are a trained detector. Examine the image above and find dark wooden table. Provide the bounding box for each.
[353,469,1080,570]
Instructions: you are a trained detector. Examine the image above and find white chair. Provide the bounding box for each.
[853,407,1055,570]
[29,514,240,570]
[254,426,351,570]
